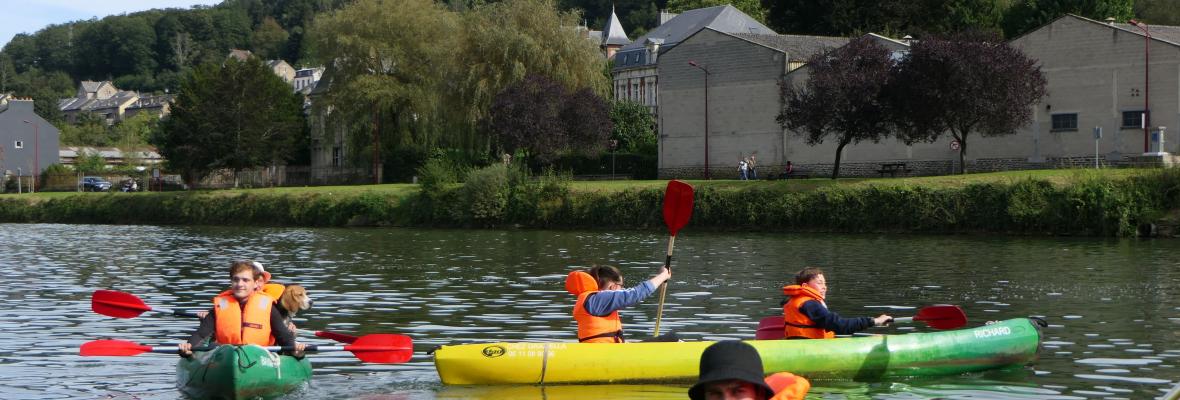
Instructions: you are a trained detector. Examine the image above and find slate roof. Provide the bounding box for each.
[619,5,774,52]
[602,7,630,46]
[80,81,104,93]
[613,5,775,70]
[127,95,173,110]
[731,33,849,61]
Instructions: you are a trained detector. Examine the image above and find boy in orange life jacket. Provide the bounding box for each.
[565,265,671,343]
[178,261,305,357]
[782,267,890,339]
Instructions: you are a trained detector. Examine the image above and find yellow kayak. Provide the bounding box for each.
[432,318,1042,385]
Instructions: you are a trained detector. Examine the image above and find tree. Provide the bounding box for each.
[667,0,767,23]
[154,58,305,187]
[1003,0,1133,38]
[609,100,656,153]
[454,0,609,126]
[251,17,289,60]
[764,0,1007,37]
[308,0,460,177]
[486,74,611,163]
[1136,0,1180,26]
[889,31,1047,174]
[778,37,895,179]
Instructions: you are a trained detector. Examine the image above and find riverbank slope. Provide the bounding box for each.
[1,169,1175,236]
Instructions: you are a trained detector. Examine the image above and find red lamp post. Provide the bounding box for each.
[688,60,711,179]
[1129,19,1151,152]
[22,120,38,192]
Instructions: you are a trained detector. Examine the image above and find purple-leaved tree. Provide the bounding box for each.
[888,31,1046,174]
[778,37,896,179]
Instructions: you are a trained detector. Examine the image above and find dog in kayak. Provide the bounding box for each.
[276,284,312,334]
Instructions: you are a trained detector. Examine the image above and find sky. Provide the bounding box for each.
[0,0,224,49]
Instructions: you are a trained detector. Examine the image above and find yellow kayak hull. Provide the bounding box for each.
[432,318,1042,385]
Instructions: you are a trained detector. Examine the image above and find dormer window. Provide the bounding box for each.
[14,141,23,149]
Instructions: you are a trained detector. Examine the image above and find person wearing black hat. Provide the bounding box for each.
[690,341,811,400]
[689,341,775,400]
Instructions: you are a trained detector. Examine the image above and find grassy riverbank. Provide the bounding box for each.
[0,168,1175,236]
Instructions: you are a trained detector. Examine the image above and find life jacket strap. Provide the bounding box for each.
[578,330,625,343]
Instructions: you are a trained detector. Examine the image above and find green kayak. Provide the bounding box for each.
[177,344,312,399]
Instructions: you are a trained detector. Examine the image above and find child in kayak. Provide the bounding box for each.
[782,267,890,339]
[178,260,305,357]
[689,340,810,400]
[565,265,672,343]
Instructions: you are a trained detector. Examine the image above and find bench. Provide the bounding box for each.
[772,169,810,180]
[877,162,911,177]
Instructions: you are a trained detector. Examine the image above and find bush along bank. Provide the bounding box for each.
[1,167,1178,236]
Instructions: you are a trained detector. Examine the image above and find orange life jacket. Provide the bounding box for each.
[781,285,835,339]
[566,271,624,343]
[765,372,811,400]
[213,292,274,346]
[217,283,285,301]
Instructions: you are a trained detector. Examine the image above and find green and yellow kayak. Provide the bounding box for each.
[177,344,312,399]
[433,317,1042,385]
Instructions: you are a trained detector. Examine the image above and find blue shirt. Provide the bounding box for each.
[799,300,875,335]
[583,281,658,316]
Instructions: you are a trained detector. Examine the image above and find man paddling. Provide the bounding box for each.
[565,265,672,343]
[782,267,890,339]
[178,260,305,357]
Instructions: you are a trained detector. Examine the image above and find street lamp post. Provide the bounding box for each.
[22,120,38,192]
[688,61,711,179]
[1129,19,1151,153]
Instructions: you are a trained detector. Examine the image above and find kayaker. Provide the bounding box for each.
[195,261,285,317]
[564,265,671,343]
[782,267,890,339]
[688,340,810,400]
[178,260,306,357]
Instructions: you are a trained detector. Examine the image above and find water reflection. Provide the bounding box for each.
[0,224,1176,398]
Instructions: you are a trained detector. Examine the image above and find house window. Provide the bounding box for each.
[14,141,23,149]
[1051,113,1078,131]
[1122,111,1144,129]
[332,146,341,167]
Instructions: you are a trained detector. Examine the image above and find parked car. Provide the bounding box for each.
[82,176,112,192]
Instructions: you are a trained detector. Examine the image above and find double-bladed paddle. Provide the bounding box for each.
[652,180,694,337]
[754,305,968,340]
[79,333,413,363]
[91,289,360,344]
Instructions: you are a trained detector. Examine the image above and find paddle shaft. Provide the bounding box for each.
[147,307,349,342]
[652,235,675,337]
[149,345,400,354]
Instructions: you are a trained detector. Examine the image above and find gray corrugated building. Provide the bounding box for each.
[0,98,61,180]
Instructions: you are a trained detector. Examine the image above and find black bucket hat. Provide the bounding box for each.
[688,341,774,400]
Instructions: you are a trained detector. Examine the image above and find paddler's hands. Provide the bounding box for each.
[292,342,307,358]
[650,266,672,287]
[178,342,193,358]
[873,314,892,327]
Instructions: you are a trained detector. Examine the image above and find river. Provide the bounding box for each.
[0,223,1176,399]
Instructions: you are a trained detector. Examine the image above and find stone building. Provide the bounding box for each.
[657,13,1180,179]
[612,5,774,116]
[656,27,855,178]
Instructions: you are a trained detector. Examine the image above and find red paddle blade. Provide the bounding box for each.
[345,334,414,363]
[80,340,152,356]
[314,330,359,344]
[755,316,786,340]
[914,305,967,330]
[92,290,152,318]
[663,180,694,236]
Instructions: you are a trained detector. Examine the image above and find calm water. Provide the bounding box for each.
[0,223,1177,399]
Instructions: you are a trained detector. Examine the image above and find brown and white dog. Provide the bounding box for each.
[276,285,312,334]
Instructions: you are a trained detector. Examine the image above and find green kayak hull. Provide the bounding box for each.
[434,318,1043,384]
[176,344,312,399]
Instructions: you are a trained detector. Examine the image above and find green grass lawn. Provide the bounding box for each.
[0,168,1156,200]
